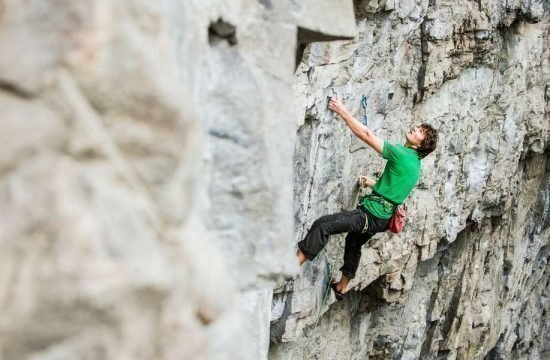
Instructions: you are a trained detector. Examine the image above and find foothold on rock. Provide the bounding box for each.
[209,18,238,46]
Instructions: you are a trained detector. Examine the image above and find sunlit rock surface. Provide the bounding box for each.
[271,1,548,359]
[0,0,547,359]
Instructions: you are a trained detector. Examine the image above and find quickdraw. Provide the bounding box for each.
[360,94,368,126]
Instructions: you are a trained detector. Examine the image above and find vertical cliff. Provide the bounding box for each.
[271,0,549,359]
[0,1,355,359]
[0,0,547,359]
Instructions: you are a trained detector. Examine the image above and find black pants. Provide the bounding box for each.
[297,209,390,279]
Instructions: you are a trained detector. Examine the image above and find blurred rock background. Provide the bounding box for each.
[0,0,547,359]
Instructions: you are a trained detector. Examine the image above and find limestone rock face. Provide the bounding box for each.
[271,0,549,359]
[0,1,355,359]
[0,0,548,360]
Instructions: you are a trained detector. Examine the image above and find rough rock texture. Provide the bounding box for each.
[0,0,548,360]
[0,1,356,359]
[271,0,549,359]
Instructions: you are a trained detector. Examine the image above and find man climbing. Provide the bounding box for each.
[296,96,438,301]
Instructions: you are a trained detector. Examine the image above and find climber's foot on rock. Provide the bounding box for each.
[330,281,344,301]
[296,249,308,265]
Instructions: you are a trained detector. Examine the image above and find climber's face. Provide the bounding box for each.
[406,125,426,149]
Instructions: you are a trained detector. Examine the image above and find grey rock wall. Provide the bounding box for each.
[0,0,547,360]
[271,0,549,359]
[0,0,356,359]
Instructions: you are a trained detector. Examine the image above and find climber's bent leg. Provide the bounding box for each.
[339,231,373,280]
[338,210,391,288]
[297,209,366,262]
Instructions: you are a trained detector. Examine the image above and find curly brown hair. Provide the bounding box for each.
[416,123,438,159]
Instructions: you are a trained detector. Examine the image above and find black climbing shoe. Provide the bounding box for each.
[330,281,344,302]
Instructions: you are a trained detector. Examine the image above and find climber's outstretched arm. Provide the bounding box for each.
[328,97,383,154]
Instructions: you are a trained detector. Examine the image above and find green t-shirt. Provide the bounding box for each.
[362,141,421,219]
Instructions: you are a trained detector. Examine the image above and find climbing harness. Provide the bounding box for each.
[360,191,408,234]
[360,94,368,126]
[362,192,397,213]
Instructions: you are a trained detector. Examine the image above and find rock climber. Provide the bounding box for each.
[296,96,438,301]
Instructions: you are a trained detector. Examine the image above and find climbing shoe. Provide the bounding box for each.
[330,281,344,302]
